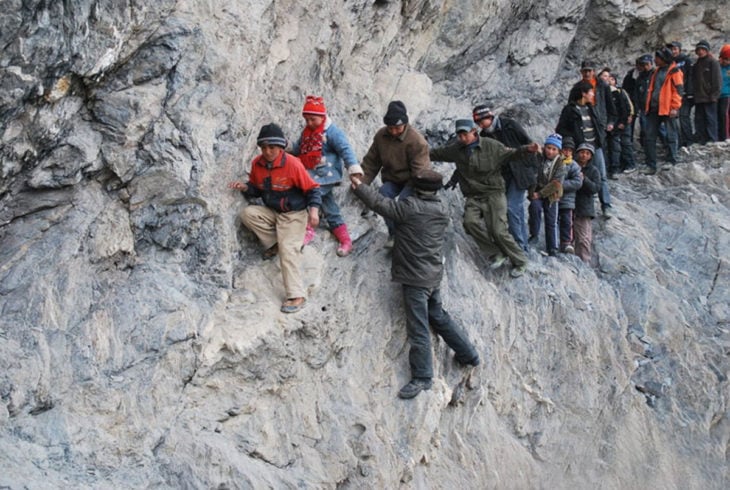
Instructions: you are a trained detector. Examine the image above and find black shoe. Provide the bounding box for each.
[548,248,559,257]
[398,378,432,399]
[455,354,480,367]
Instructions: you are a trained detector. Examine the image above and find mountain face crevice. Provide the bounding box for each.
[1,0,729,488]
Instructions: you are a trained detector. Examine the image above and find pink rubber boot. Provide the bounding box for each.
[302,225,316,247]
[332,224,352,257]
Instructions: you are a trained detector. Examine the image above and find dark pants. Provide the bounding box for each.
[645,112,679,169]
[558,207,574,249]
[695,101,719,144]
[607,130,621,175]
[528,198,559,253]
[679,97,694,147]
[618,124,636,170]
[402,285,478,380]
[718,97,729,141]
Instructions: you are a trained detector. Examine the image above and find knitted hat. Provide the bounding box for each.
[666,41,682,49]
[472,105,494,122]
[544,133,563,150]
[455,119,476,133]
[655,47,673,63]
[720,44,730,59]
[695,40,710,52]
[412,169,443,191]
[256,123,287,148]
[576,142,595,155]
[562,136,576,150]
[383,101,408,126]
[302,95,327,116]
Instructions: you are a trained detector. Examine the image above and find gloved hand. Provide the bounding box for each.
[444,170,460,190]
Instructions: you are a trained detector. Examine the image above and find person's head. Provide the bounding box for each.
[655,47,673,68]
[695,40,710,58]
[570,81,594,105]
[472,105,495,130]
[666,41,682,58]
[580,60,595,82]
[562,136,575,159]
[637,54,653,72]
[543,133,562,159]
[383,101,408,136]
[412,169,444,194]
[720,45,730,66]
[455,119,478,145]
[608,74,618,87]
[597,67,611,84]
[257,123,287,161]
[302,95,326,130]
[575,143,594,166]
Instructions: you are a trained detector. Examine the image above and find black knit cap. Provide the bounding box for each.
[256,123,287,148]
[383,100,409,126]
[412,169,443,191]
[562,136,576,150]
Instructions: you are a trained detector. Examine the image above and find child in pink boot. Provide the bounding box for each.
[291,95,362,256]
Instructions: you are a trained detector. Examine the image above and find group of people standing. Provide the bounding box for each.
[226,39,728,398]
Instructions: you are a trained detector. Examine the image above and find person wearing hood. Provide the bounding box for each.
[356,100,432,248]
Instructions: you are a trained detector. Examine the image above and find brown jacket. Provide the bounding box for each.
[361,125,431,185]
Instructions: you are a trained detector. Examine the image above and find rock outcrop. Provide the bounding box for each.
[1,1,728,488]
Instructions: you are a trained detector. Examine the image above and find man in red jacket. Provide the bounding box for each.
[229,123,322,313]
[642,48,684,175]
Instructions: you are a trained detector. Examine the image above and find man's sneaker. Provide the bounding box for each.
[602,206,612,219]
[455,354,480,367]
[661,163,673,171]
[623,167,637,174]
[563,244,575,254]
[398,378,432,399]
[608,173,619,180]
[641,167,657,175]
[384,236,395,249]
[510,265,527,278]
[489,254,508,270]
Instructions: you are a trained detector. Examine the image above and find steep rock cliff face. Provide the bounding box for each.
[1,1,729,488]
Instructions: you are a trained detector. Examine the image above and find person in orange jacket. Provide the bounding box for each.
[642,47,684,175]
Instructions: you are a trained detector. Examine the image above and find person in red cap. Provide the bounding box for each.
[718,44,730,141]
[291,95,362,256]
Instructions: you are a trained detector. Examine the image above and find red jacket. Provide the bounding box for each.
[245,151,321,212]
[645,62,683,116]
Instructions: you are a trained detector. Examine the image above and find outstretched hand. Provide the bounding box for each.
[526,142,540,153]
[228,181,247,192]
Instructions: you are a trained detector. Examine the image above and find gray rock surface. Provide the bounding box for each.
[1,0,729,488]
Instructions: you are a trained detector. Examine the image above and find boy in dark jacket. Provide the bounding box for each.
[573,143,601,263]
[351,169,480,400]
[558,137,583,254]
[528,134,566,256]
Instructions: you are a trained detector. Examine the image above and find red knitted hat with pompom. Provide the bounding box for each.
[302,95,327,116]
[720,44,730,60]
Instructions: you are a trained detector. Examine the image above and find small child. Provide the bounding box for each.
[573,143,601,263]
[528,134,566,256]
[291,95,362,256]
[557,136,583,254]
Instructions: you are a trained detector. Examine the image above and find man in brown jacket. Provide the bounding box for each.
[352,101,431,247]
